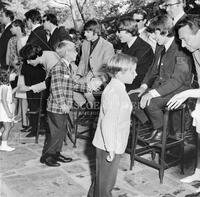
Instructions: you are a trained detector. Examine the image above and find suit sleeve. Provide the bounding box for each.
[133,46,154,88]
[77,42,87,77]
[27,29,48,51]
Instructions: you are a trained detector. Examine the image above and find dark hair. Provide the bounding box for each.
[20,44,43,60]
[0,68,10,85]
[118,17,139,37]
[69,28,77,35]
[133,9,147,20]
[43,13,58,26]
[176,14,200,35]
[84,19,101,35]
[146,14,174,37]
[2,9,14,21]
[11,19,26,35]
[25,9,42,24]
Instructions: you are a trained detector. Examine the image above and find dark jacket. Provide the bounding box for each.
[143,40,193,97]
[0,24,14,67]
[122,37,154,91]
[48,26,71,51]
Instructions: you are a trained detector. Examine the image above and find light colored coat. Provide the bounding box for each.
[77,37,115,77]
[92,78,132,154]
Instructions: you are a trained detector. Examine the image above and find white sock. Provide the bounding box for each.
[1,141,7,147]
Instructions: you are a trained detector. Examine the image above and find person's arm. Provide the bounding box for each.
[6,40,11,66]
[1,86,13,119]
[101,91,120,154]
[167,88,200,109]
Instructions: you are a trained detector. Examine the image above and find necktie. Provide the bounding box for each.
[158,46,166,75]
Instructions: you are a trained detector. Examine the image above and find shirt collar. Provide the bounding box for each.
[139,27,145,34]
[164,37,174,51]
[173,11,185,25]
[111,78,126,90]
[127,36,137,48]
[62,58,70,66]
[50,26,57,35]
[5,22,11,29]
[31,23,41,31]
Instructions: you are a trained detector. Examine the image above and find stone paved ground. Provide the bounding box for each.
[0,123,200,197]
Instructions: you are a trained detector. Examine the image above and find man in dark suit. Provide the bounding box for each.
[21,9,48,137]
[132,14,193,142]
[116,17,154,92]
[42,13,71,51]
[162,0,186,26]
[0,9,14,68]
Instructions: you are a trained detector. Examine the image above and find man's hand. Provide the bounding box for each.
[167,92,188,110]
[19,85,30,92]
[88,77,103,91]
[106,151,115,162]
[73,75,81,82]
[128,87,146,97]
[140,92,153,109]
[61,104,70,114]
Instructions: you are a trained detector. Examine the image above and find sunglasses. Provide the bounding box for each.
[134,19,143,23]
[163,2,180,8]
[116,28,127,33]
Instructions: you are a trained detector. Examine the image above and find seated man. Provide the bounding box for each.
[132,14,193,142]
[75,19,115,107]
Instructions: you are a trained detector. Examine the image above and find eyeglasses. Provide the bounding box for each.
[116,28,127,33]
[163,2,180,8]
[134,19,143,23]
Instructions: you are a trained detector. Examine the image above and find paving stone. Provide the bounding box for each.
[1,122,199,197]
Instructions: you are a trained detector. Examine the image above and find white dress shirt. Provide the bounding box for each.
[92,78,132,154]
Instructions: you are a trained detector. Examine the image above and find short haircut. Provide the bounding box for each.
[146,14,174,37]
[84,19,101,35]
[176,14,200,35]
[118,17,138,37]
[55,40,75,50]
[3,9,14,21]
[25,9,41,24]
[43,13,58,26]
[133,9,147,20]
[0,68,10,85]
[20,44,43,60]
[12,19,26,35]
[102,53,137,77]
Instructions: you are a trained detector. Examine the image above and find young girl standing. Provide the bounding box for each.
[87,53,138,197]
[0,69,15,151]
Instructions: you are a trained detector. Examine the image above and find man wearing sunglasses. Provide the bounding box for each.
[162,0,186,26]
[117,17,154,93]
[42,13,72,51]
[133,9,157,53]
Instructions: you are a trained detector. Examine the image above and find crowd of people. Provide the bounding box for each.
[0,0,200,196]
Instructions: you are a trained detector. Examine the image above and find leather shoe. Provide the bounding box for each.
[42,156,60,167]
[55,154,72,163]
[26,132,36,137]
[145,129,161,141]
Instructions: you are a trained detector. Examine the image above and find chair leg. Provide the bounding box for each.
[159,110,169,184]
[130,117,137,170]
[73,109,80,148]
[180,108,185,174]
